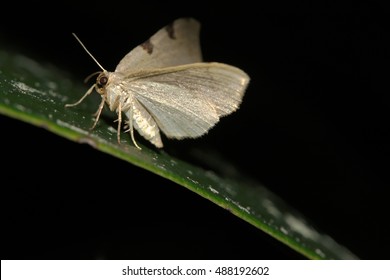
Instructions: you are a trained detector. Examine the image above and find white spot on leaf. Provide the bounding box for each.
[285,214,319,241]
[208,186,219,194]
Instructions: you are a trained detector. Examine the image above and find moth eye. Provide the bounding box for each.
[99,76,108,86]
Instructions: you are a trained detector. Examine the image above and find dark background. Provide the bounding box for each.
[1,2,389,259]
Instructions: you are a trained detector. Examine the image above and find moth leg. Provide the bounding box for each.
[92,106,102,117]
[90,97,105,130]
[115,102,122,144]
[65,84,95,107]
[124,107,142,150]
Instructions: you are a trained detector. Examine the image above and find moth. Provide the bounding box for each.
[66,18,250,149]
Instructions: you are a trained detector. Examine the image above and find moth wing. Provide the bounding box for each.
[125,63,249,139]
[116,18,202,72]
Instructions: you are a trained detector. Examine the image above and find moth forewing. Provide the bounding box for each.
[115,18,202,72]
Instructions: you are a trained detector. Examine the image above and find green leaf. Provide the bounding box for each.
[0,48,357,259]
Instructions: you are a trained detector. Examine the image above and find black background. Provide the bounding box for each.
[1,2,389,259]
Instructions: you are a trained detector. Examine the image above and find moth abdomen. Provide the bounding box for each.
[125,100,163,148]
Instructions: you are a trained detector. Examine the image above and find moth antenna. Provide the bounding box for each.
[72,33,106,71]
[84,71,102,83]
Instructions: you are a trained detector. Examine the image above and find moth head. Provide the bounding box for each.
[95,72,109,94]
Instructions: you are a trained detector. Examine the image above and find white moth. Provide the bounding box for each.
[66,18,250,149]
